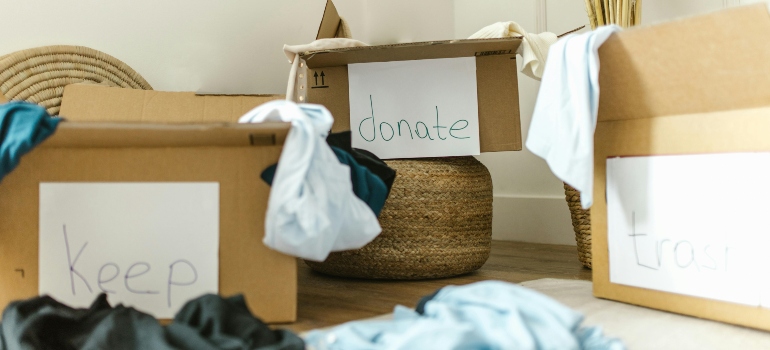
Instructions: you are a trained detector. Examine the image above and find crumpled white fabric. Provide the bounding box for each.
[283,38,368,101]
[526,25,622,209]
[238,100,381,261]
[468,21,557,80]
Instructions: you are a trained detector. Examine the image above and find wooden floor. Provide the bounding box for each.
[280,240,592,332]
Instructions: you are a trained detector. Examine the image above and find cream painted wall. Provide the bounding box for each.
[454,0,588,245]
[0,0,329,94]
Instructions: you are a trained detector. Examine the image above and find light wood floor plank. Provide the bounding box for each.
[280,241,591,332]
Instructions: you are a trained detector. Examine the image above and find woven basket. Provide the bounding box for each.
[564,183,592,268]
[305,156,493,279]
[0,45,152,115]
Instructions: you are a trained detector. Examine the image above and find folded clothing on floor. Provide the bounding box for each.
[0,101,60,183]
[0,293,304,350]
[304,280,625,350]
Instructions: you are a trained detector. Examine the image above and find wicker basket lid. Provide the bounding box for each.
[0,45,152,115]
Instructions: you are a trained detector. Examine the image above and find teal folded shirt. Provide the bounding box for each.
[0,102,60,183]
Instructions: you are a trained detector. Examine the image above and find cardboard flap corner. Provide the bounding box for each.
[301,38,522,68]
[59,84,283,124]
[598,3,770,123]
[43,122,289,149]
[316,0,343,40]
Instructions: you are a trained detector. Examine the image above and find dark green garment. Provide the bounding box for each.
[0,293,303,350]
[261,146,389,216]
[0,102,60,183]
[325,131,396,197]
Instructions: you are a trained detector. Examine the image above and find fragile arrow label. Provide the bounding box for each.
[311,70,329,89]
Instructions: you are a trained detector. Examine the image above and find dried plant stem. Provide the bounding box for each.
[584,0,642,28]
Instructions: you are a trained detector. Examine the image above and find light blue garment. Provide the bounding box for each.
[526,26,621,209]
[238,101,381,262]
[305,281,624,350]
[0,102,60,183]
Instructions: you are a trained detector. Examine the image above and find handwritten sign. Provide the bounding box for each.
[39,183,219,318]
[348,57,480,159]
[606,153,770,307]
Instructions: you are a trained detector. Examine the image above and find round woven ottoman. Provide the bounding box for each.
[305,156,493,279]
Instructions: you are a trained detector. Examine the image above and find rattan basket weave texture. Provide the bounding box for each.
[0,45,152,115]
[305,156,493,279]
[564,183,592,268]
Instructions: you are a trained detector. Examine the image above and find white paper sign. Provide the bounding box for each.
[348,57,480,159]
[39,183,219,318]
[607,153,770,307]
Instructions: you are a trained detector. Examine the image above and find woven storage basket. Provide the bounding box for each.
[305,156,493,279]
[0,45,152,115]
[564,183,592,268]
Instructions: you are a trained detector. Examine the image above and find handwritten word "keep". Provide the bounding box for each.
[62,225,198,308]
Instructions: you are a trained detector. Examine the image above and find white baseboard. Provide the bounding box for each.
[492,195,577,246]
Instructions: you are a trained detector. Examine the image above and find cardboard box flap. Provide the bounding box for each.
[301,38,522,68]
[598,4,770,122]
[43,122,289,148]
[316,0,343,40]
[59,84,283,124]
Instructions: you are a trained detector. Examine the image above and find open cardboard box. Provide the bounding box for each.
[0,84,297,323]
[302,0,524,152]
[592,4,770,331]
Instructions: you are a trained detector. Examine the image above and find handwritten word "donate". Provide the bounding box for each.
[359,95,470,142]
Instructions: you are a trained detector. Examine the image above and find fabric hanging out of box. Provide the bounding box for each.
[468,21,557,80]
[259,140,391,216]
[526,25,621,209]
[0,102,60,183]
[238,100,382,262]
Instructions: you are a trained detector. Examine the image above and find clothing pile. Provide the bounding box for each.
[0,293,303,350]
[305,280,624,350]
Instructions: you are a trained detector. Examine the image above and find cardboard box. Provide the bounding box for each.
[302,0,523,153]
[592,4,770,330]
[59,84,283,123]
[0,84,296,323]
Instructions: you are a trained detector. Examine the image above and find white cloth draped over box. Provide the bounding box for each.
[238,100,381,261]
[468,21,557,80]
[526,26,622,209]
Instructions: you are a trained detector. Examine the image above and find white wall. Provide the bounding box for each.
[455,0,588,246]
[1,0,760,246]
[0,0,330,94]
